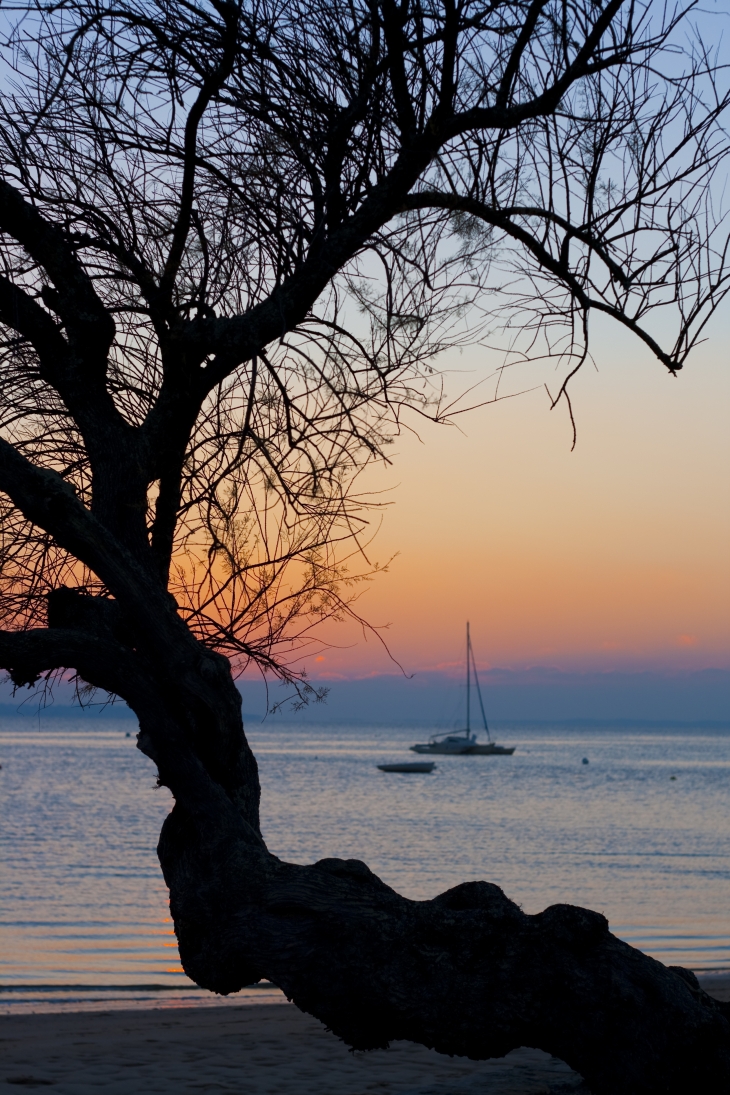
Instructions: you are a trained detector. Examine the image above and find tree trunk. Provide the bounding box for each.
[139,675,730,1095]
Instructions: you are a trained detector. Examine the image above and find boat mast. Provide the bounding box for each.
[471,639,492,742]
[466,621,471,734]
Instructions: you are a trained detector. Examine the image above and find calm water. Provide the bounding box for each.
[1,719,728,1012]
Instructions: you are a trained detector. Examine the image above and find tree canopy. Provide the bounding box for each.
[1,0,729,683]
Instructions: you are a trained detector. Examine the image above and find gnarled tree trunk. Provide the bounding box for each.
[138,661,730,1095]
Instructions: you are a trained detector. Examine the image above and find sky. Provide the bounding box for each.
[2,294,727,722]
[301,311,730,682]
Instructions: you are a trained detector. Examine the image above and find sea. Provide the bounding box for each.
[1,718,729,1014]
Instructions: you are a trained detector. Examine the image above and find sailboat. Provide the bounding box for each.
[410,624,515,756]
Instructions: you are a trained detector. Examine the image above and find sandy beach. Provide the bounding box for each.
[0,1002,588,1095]
[1,975,727,1095]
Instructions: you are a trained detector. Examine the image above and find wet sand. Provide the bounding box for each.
[1,974,726,1095]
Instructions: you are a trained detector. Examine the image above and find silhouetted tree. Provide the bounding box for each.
[0,3,728,1092]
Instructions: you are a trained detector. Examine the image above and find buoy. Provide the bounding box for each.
[670,775,677,781]
[582,757,589,765]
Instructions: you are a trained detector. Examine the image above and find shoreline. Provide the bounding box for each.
[1,970,727,1017]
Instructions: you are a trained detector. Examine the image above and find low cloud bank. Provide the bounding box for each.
[1,667,727,727]
[244,667,730,727]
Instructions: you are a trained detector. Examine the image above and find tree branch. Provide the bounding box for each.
[399,190,680,371]
[0,273,68,362]
[158,6,240,304]
[0,178,130,451]
[0,177,115,358]
[381,0,418,140]
[0,436,179,634]
[0,624,135,692]
[446,0,630,136]
[495,0,552,110]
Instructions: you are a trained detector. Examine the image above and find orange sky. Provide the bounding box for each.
[303,312,730,679]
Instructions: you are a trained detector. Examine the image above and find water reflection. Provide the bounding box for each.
[1,719,728,1012]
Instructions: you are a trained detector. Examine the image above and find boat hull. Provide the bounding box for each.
[410,742,515,755]
[467,744,515,755]
[411,743,473,755]
[377,761,436,773]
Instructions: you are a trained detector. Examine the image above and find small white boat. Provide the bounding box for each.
[410,624,515,757]
[377,761,436,773]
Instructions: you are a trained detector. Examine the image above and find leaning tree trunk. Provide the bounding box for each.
[138,661,730,1095]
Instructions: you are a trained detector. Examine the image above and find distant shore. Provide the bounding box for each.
[1,974,727,1095]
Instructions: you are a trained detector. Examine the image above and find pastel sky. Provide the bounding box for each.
[304,311,730,680]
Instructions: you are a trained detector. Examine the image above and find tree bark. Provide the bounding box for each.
[144,682,730,1095]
